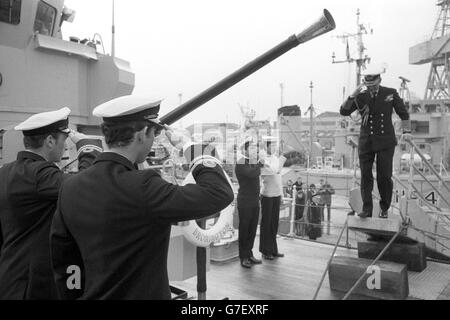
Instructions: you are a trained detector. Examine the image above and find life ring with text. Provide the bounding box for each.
[138,157,235,248]
[180,164,235,248]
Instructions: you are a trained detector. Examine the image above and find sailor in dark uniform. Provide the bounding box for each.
[0,108,102,299]
[340,66,411,218]
[235,137,263,268]
[50,95,234,300]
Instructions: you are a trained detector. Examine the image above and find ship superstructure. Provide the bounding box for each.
[0,0,135,164]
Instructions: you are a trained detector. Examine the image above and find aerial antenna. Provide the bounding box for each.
[332,8,372,86]
[111,0,116,58]
[280,83,285,107]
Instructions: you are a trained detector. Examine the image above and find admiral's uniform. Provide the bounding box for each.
[0,108,102,299]
[340,68,410,217]
[50,96,234,300]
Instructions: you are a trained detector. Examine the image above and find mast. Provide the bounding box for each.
[303,81,315,167]
[280,83,285,107]
[332,8,372,87]
[309,81,314,162]
[111,0,116,58]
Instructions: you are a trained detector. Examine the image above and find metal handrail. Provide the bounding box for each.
[408,226,450,245]
[441,160,449,176]
[393,152,450,228]
[402,140,450,227]
[405,138,450,195]
[312,218,349,300]
[410,183,442,212]
[411,163,450,209]
[391,174,408,192]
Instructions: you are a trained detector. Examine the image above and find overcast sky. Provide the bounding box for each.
[63,0,436,127]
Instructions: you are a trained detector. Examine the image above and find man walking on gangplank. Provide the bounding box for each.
[340,66,411,219]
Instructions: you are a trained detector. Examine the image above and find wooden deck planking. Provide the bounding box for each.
[438,282,450,300]
[172,236,360,300]
[171,235,450,300]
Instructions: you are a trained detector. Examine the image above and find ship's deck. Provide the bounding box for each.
[172,236,450,300]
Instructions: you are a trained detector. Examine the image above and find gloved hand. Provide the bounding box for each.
[350,83,365,99]
[399,132,413,143]
[184,143,219,167]
[258,148,269,167]
[164,126,191,150]
[68,130,89,144]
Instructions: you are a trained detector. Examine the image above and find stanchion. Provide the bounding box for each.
[197,219,207,300]
[288,189,298,237]
[312,218,349,300]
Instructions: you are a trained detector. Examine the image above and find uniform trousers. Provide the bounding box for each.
[238,206,259,260]
[359,145,395,216]
[259,196,281,256]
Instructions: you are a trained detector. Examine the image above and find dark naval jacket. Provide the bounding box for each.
[50,152,234,300]
[0,140,102,300]
[235,157,262,208]
[340,86,410,153]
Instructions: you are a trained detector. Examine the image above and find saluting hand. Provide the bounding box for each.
[399,133,413,144]
[165,126,191,149]
[68,130,89,144]
[350,83,365,98]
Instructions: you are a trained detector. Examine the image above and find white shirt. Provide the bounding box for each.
[260,154,286,197]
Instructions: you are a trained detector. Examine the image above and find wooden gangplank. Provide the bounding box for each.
[347,191,450,260]
[329,256,409,300]
[348,216,404,237]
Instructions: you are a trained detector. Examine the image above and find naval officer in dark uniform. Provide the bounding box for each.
[0,108,102,299]
[340,66,411,218]
[50,95,234,300]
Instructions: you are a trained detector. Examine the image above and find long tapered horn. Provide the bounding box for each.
[160,9,336,125]
[296,9,336,43]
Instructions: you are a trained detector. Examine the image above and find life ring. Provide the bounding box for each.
[180,166,235,248]
[138,156,235,248]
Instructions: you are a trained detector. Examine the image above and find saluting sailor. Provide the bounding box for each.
[49,95,234,300]
[259,136,286,260]
[340,66,411,219]
[0,108,102,299]
[235,136,263,268]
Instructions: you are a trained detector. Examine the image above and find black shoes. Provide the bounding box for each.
[241,256,262,268]
[379,210,388,219]
[249,256,262,264]
[240,259,252,268]
[261,253,284,259]
[273,253,285,258]
[358,211,372,219]
[262,254,274,260]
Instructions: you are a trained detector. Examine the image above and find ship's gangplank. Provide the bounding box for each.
[346,137,450,260]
